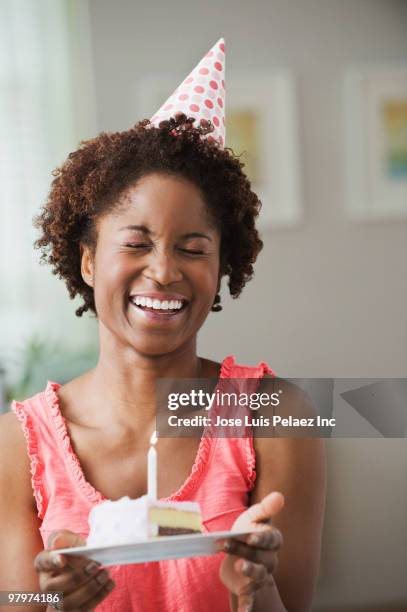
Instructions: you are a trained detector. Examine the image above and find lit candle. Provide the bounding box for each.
[147,430,157,500]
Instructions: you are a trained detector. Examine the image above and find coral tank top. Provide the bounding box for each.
[12,355,274,612]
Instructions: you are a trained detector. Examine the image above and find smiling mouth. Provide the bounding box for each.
[128,296,189,315]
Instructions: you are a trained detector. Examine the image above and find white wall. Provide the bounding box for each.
[87,1,407,608]
[88,0,407,378]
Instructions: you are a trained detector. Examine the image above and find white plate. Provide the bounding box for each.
[55,530,251,566]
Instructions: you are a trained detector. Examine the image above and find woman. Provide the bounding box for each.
[0,42,325,612]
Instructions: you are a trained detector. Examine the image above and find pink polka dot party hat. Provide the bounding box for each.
[149,37,226,147]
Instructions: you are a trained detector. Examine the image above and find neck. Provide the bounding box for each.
[81,330,202,431]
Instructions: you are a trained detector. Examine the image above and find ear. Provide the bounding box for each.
[80,243,95,288]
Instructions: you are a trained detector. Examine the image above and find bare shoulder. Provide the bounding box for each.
[0,411,36,508]
[259,374,317,409]
[0,410,29,456]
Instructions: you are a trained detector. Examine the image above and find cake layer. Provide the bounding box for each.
[149,506,202,532]
[158,526,201,536]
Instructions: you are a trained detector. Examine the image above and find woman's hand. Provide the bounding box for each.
[34,530,115,611]
[219,492,285,612]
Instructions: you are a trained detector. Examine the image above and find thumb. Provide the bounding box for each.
[247,491,285,524]
[47,529,86,550]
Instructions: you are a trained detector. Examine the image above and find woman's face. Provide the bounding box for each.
[82,172,221,357]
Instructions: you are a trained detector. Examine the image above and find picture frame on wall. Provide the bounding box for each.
[138,72,302,229]
[344,66,407,220]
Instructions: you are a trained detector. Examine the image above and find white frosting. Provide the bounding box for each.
[86,495,201,547]
[87,496,149,547]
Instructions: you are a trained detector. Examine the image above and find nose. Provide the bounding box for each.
[142,248,183,286]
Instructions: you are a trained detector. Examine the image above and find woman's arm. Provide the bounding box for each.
[220,381,327,612]
[0,412,47,611]
[0,412,115,612]
[222,436,326,612]
[251,435,326,611]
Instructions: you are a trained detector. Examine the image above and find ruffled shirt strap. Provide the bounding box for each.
[11,398,46,520]
[209,354,276,492]
[220,354,275,378]
[44,382,104,506]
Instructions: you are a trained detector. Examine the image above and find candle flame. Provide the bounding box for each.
[150,430,157,446]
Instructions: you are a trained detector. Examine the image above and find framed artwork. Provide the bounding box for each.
[138,72,302,228]
[344,67,407,219]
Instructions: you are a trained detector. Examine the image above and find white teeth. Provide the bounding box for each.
[132,296,184,310]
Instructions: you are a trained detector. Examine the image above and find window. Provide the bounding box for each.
[0,0,96,384]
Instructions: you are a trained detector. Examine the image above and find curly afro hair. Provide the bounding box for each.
[34,114,263,317]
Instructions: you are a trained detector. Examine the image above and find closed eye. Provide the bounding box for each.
[124,244,206,255]
[125,243,151,249]
[179,248,206,255]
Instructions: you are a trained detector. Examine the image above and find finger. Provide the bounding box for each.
[47,553,101,572]
[246,527,283,551]
[58,569,114,610]
[221,526,282,552]
[42,561,102,594]
[235,560,276,612]
[34,550,68,573]
[35,549,101,574]
[234,571,255,612]
[246,492,284,524]
[48,530,86,549]
[237,559,272,585]
[223,540,284,564]
[237,594,254,612]
[47,531,62,548]
[77,578,116,611]
[223,541,278,572]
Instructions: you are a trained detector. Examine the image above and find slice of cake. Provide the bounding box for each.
[87,495,202,547]
[149,500,202,536]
